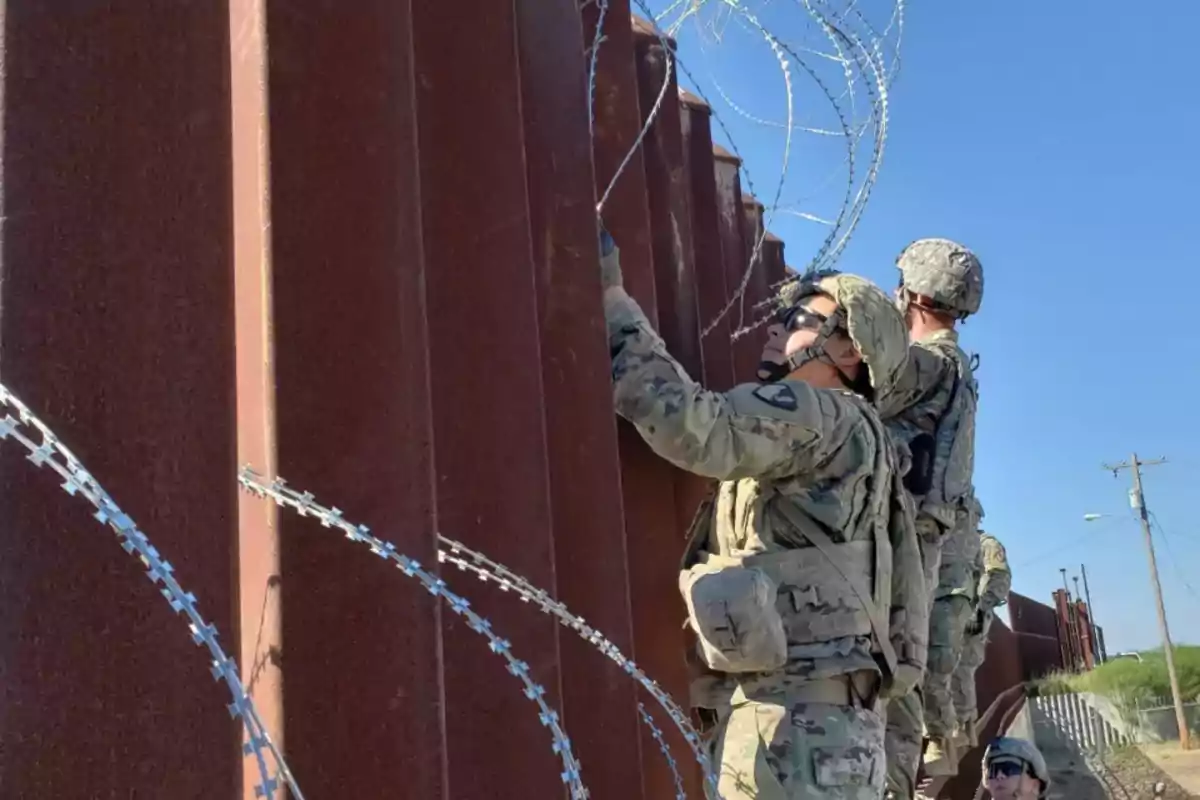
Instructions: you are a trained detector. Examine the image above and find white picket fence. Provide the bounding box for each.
[1031,692,1139,755]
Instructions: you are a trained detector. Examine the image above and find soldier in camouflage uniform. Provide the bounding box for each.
[876,238,984,796]
[597,228,928,798]
[926,495,983,756]
[953,531,1011,748]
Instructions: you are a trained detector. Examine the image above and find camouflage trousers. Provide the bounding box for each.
[713,683,885,798]
[951,610,994,732]
[923,595,973,738]
[882,516,944,795]
[883,689,923,798]
[915,516,944,603]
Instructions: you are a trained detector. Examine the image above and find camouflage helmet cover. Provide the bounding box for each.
[896,237,984,318]
[778,272,909,403]
[983,736,1050,797]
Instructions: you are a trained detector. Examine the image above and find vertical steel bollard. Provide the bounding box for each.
[679,90,737,392]
[762,232,787,293]
[230,2,285,796]
[740,194,772,358]
[0,3,244,793]
[626,15,708,799]
[261,3,448,795]
[713,147,758,382]
[410,0,568,796]
[515,0,645,796]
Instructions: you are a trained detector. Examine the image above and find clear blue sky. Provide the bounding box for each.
[647,0,1200,652]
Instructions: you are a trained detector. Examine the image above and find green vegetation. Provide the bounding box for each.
[1034,646,1200,706]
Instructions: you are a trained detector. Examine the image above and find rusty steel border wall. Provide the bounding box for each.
[0,5,795,797]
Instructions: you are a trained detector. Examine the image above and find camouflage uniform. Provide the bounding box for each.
[953,532,1011,746]
[921,497,982,750]
[878,238,983,794]
[982,736,1049,799]
[601,250,927,798]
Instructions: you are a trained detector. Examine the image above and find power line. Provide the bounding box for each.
[1013,518,1122,569]
[1149,511,1200,603]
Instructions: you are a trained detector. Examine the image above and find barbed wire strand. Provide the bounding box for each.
[690,11,878,241]
[433,536,720,796]
[596,9,675,213]
[237,468,723,798]
[640,702,689,800]
[584,0,611,143]
[801,0,891,270]
[237,468,590,800]
[0,384,299,800]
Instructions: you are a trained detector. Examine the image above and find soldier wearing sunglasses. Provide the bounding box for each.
[982,737,1049,799]
[598,229,927,799]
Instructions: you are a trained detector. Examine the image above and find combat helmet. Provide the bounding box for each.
[983,737,1050,798]
[770,271,909,404]
[895,238,984,320]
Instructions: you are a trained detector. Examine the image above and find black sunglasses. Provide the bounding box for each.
[776,305,828,332]
[987,760,1029,780]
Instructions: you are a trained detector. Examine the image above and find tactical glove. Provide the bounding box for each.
[880,664,924,700]
[599,225,622,290]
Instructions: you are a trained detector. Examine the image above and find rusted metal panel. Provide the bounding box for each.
[229,3,284,797]
[1052,589,1079,670]
[410,1,569,797]
[1009,591,1067,681]
[713,148,759,383]
[0,4,242,793]
[740,195,772,364]
[680,91,737,392]
[262,3,447,796]
[515,1,644,796]
[584,5,700,797]
[633,20,702,381]
[762,231,787,292]
[632,23,714,797]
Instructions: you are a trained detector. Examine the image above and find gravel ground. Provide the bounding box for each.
[1041,745,1195,799]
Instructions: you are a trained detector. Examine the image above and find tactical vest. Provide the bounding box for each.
[921,340,977,531]
[677,396,900,681]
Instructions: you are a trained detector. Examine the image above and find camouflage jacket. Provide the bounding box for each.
[879,329,977,533]
[977,532,1011,613]
[605,288,927,687]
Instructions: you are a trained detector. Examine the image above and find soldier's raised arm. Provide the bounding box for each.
[877,341,957,422]
[599,232,852,481]
[978,533,1012,612]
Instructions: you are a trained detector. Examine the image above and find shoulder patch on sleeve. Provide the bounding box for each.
[752,383,799,411]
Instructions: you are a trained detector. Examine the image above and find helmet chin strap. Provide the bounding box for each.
[757,308,850,385]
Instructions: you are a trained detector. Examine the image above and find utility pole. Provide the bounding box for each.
[1081,564,1102,664]
[1102,454,1189,750]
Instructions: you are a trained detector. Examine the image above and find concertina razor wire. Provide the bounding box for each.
[0,384,301,800]
[238,467,723,799]
[623,0,903,341]
[0,375,722,797]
